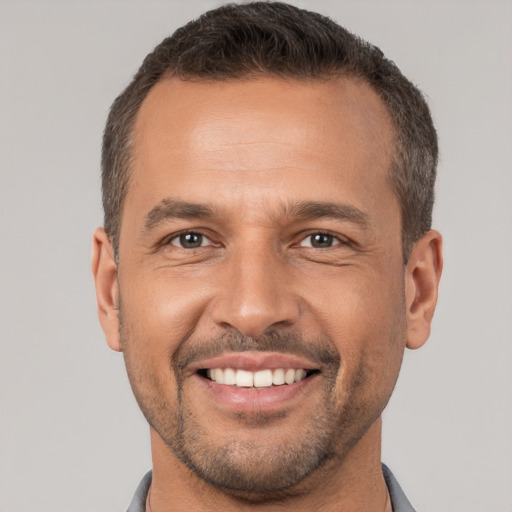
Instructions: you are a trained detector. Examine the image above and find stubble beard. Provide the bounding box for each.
[165,371,345,500]
[121,321,386,501]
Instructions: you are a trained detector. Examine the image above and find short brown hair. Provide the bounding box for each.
[102,1,437,261]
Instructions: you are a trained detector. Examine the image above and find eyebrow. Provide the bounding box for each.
[143,198,369,231]
[144,199,215,231]
[288,201,369,228]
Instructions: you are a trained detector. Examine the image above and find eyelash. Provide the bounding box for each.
[166,231,213,249]
[164,230,348,250]
[297,232,346,249]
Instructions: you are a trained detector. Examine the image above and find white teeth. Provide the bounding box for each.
[206,368,311,387]
[272,368,285,385]
[253,369,273,388]
[294,369,307,382]
[284,368,296,385]
[223,368,236,385]
[235,369,254,387]
[215,368,225,384]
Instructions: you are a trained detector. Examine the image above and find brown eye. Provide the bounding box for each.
[170,232,209,249]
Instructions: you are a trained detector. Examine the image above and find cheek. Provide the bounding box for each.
[303,265,406,394]
[118,274,209,398]
[302,261,405,333]
[121,270,212,345]
[118,270,223,409]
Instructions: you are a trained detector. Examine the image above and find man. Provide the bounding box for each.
[92,2,442,511]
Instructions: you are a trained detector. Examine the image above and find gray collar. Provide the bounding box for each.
[382,463,417,512]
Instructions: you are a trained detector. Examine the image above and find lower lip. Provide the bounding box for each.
[194,373,319,412]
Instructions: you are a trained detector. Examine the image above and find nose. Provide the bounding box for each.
[211,244,301,338]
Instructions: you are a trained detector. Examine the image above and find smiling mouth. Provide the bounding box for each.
[199,368,320,388]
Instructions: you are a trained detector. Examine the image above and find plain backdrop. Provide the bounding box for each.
[0,1,511,511]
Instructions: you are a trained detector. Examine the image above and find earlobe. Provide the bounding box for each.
[405,230,443,350]
[91,227,122,352]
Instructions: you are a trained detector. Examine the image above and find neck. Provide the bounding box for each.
[148,417,389,512]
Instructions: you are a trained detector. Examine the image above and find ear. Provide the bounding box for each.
[404,230,443,350]
[91,227,122,352]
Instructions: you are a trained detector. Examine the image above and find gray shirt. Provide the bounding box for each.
[126,464,416,512]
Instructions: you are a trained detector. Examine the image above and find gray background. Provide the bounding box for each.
[1,1,511,511]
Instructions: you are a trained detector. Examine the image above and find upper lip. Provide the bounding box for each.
[189,351,320,373]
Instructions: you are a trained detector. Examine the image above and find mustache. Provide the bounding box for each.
[173,330,340,371]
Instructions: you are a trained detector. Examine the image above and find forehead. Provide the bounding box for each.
[127,76,396,224]
[134,76,393,162]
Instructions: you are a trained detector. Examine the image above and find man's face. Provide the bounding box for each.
[115,77,407,495]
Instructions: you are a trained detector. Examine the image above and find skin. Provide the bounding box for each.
[92,76,442,511]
